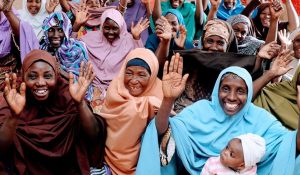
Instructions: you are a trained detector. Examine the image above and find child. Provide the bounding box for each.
[201,133,266,175]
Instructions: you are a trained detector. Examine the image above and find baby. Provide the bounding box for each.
[201,133,266,175]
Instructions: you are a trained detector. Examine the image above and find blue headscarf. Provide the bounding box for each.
[136,66,300,175]
[162,9,185,26]
[217,0,245,21]
[40,12,93,101]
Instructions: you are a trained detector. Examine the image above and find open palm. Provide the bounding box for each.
[270,49,294,77]
[4,73,26,115]
[258,41,281,59]
[69,62,95,103]
[162,53,189,100]
[131,17,150,40]
[174,25,187,49]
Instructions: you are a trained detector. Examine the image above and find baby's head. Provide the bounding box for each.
[220,133,266,172]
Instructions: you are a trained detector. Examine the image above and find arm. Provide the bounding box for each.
[59,0,71,12]
[69,62,100,140]
[207,0,220,21]
[1,74,26,153]
[252,49,293,99]
[152,0,162,24]
[285,0,299,31]
[118,0,127,15]
[2,0,20,37]
[202,0,208,11]
[156,39,171,70]
[195,0,204,27]
[156,53,189,135]
[241,0,261,17]
[141,0,152,19]
[77,100,99,139]
[265,3,283,44]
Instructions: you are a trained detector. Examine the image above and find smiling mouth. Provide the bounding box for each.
[224,102,239,112]
[33,89,48,97]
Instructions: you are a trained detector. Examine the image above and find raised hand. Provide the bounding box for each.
[1,0,14,12]
[69,61,95,103]
[270,0,283,20]
[74,0,91,27]
[258,41,281,59]
[162,53,189,100]
[278,29,292,50]
[156,16,173,41]
[131,17,150,40]
[210,0,221,8]
[46,0,59,13]
[269,49,294,77]
[141,0,149,5]
[174,25,187,49]
[4,73,26,115]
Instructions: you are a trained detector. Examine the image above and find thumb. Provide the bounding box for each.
[69,72,74,85]
[181,74,189,86]
[19,82,26,97]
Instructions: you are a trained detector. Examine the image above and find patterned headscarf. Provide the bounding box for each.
[40,12,93,101]
[227,14,251,29]
[204,19,231,43]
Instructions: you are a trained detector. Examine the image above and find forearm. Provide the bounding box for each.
[202,0,208,11]
[77,100,99,140]
[144,2,152,19]
[242,0,261,17]
[252,70,276,99]
[286,0,299,31]
[252,55,263,74]
[153,0,162,23]
[3,11,20,37]
[265,19,278,44]
[156,97,174,135]
[72,22,82,32]
[59,0,71,12]
[0,116,17,153]
[155,39,171,69]
[118,0,127,15]
[195,0,204,26]
[207,6,217,21]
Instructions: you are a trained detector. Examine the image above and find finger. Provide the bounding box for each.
[181,74,189,87]
[163,60,169,78]
[178,56,184,75]
[5,73,11,91]
[12,73,16,90]
[173,53,180,73]
[69,72,75,84]
[79,61,84,77]
[87,62,93,80]
[169,54,175,73]
[138,17,143,25]
[19,82,26,97]
[131,21,134,29]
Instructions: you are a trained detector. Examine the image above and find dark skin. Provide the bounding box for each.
[47,26,66,50]
[102,18,121,43]
[202,35,228,52]
[0,61,99,153]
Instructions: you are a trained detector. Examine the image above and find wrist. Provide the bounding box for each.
[265,69,278,79]
[163,97,176,104]
[133,34,140,40]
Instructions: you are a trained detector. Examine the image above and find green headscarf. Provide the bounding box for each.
[253,66,300,129]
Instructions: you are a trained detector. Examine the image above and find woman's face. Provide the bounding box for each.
[223,0,236,10]
[127,0,135,8]
[260,7,271,27]
[102,18,120,43]
[124,66,151,97]
[293,35,300,59]
[232,22,249,43]
[165,13,179,34]
[86,0,101,8]
[27,0,42,15]
[170,0,184,8]
[25,61,56,101]
[203,35,228,52]
[218,74,248,116]
[47,26,65,49]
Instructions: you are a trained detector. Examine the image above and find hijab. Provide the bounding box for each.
[227,14,264,55]
[40,12,93,101]
[254,66,300,130]
[0,49,104,174]
[217,0,245,21]
[137,66,299,175]
[201,19,238,53]
[18,0,49,41]
[0,12,12,58]
[100,48,163,175]
[81,8,143,93]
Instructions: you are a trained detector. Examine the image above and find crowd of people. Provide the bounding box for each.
[0,0,300,174]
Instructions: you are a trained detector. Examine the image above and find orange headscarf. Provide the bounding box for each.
[100,48,163,175]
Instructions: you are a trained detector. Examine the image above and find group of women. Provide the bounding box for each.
[0,0,300,174]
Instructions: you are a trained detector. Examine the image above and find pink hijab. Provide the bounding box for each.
[81,9,143,93]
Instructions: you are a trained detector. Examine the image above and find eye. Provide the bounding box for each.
[48,28,54,32]
[58,28,64,33]
[237,88,246,95]
[221,86,230,92]
[125,71,133,76]
[217,40,225,46]
[44,73,53,79]
[205,38,213,44]
[27,73,37,80]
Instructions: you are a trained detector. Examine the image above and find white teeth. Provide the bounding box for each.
[225,103,238,110]
[35,89,47,95]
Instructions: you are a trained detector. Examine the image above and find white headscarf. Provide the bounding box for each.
[18,0,49,41]
[236,133,266,168]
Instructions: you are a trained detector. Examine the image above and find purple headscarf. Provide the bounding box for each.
[0,12,12,58]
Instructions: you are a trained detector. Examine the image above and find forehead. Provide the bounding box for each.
[220,74,247,87]
[232,23,248,30]
[126,66,149,72]
[165,13,178,22]
[228,138,243,152]
[27,61,54,72]
[205,35,226,41]
[103,18,119,27]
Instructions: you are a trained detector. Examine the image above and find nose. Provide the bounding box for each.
[227,91,237,101]
[236,32,241,39]
[36,77,46,86]
[209,43,218,51]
